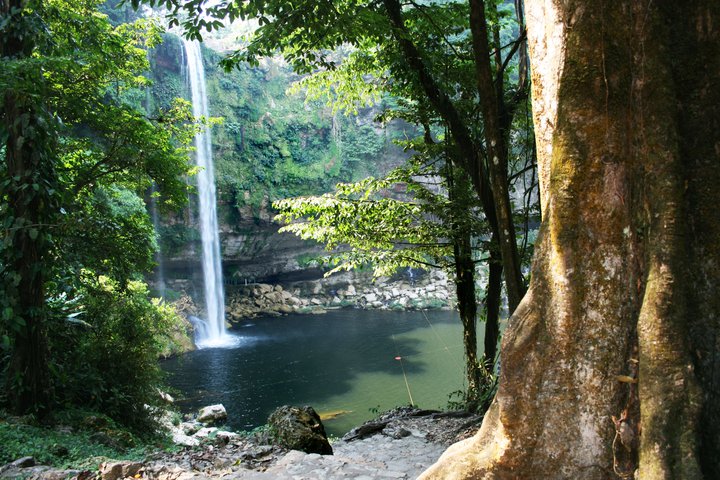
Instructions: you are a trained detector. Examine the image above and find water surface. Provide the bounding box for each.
[162,309,472,436]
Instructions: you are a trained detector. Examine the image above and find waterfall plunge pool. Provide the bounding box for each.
[162,309,474,436]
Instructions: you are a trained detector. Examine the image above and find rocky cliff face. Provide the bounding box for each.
[159,215,324,284]
[147,35,412,292]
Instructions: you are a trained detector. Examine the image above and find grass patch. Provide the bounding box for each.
[0,409,176,469]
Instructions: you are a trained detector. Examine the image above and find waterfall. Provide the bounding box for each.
[149,183,166,297]
[183,39,235,348]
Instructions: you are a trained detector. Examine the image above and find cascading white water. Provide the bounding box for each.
[183,39,235,348]
[149,183,166,296]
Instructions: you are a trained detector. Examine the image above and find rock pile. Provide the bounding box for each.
[224,270,455,321]
[166,404,233,447]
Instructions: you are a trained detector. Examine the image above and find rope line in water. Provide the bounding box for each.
[391,333,415,406]
[421,310,453,357]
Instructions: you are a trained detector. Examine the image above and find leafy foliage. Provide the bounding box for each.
[274,140,487,277]
[49,277,186,430]
[145,34,411,226]
[0,0,196,424]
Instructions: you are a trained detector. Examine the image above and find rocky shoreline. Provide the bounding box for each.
[171,270,456,325]
[0,407,481,480]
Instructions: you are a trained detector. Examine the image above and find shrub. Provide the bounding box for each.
[52,276,185,432]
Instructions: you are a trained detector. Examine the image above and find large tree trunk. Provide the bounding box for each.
[1,0,55,415]
[420,1,719,478]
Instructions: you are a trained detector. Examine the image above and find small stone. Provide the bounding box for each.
[391,428,411,439]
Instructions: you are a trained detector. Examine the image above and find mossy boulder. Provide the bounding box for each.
[267,405,332,455]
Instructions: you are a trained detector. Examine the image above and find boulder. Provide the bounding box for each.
[197,404,227,425]
[98,461,142,480]
[10,457,35,468]
[171,430,200,447]
[193,427,218,438]
[267,405,333,455]
[346,284,356,296]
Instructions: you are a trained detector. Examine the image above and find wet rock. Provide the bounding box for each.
[197,404,227,425]
[267,405,333,455]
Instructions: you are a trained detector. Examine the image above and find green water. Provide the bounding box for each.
[163,310,476,436]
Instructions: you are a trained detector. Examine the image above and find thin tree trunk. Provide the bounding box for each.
[483,245,502,372]
[453,233,481,404]
[420,1,719,478]
[468,0,526,313]
[383,0,527,316]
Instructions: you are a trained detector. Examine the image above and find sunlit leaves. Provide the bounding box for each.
[274,145,487,278]
[1,0,197,407]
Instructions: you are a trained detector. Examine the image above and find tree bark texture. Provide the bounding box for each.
[1,0,56,415]
[419,1,719,478]
[469,0,526,313]
[483,245,502,370]
[453,232,482,402]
